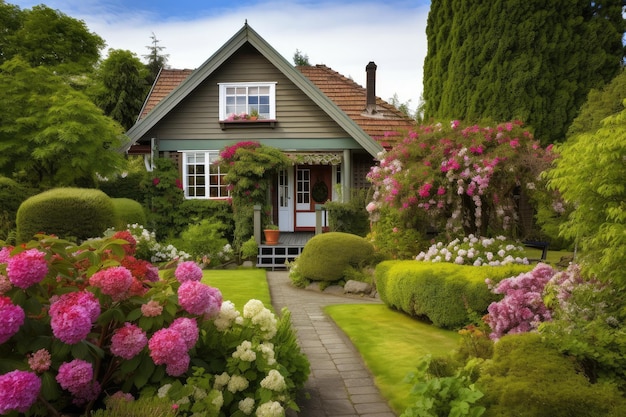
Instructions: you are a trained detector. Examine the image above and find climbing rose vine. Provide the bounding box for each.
[367,120,555,236]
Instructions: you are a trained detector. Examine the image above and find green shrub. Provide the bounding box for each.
[16,187,116,242]
[324,188,371,237]
[177,198,234,242]
[478,333,626,417]
[99,171,148,201]
[175,219,232,266]
[375,261,532,329]
[112,198,147,229]
[240,236,259,261]
[367,207,425,260]
[91,395,176,417]
[296,232,375,282]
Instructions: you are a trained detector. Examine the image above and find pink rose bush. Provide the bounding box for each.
[0,232,308,416]
[367,120,555,238]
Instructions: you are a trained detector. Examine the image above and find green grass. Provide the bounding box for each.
[525,247,573,265]
[325,304,460,414]
[201,268,272,311]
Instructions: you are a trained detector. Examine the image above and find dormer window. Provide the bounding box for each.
[218,82,276,120]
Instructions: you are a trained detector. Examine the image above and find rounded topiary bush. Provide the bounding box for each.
[16,187,116,242]
[297,232,375,282]
[111,198,147,229]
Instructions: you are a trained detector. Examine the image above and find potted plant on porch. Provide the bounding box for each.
[263,223,280,245]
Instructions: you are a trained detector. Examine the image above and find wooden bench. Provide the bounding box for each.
[523,240,549,261]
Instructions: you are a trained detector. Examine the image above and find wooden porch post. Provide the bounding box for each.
[343,149,351,203]
[315,204,324,235]
[253,205,262,244]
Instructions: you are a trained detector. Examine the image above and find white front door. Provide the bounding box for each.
[277,169,294,232]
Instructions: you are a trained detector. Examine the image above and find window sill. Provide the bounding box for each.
[219,119,276,130]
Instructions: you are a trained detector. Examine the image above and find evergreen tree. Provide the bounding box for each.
[90,49,150,130]
[143,32,169,85]
[423,0,625,145]
[293,49,310,66]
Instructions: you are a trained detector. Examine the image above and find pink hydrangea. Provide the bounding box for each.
[56,359,93,394]
[110,323,148,360]
[141,300,163,317]
[0,370,41,414]
[0,246,11,263]
[169,317,199,350]
[0,296,25,344]
[177,280,222,316]
[89,266,133,300]
[148,328,189,376]
[28,349,51,373]
[174,261,203,283]
[6,248,48,289]
[49,291,100,344]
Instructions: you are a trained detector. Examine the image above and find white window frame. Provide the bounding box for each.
[181,151,230,199]
[218,82,277,120]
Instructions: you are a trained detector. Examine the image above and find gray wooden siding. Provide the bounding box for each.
[144,44,352,144]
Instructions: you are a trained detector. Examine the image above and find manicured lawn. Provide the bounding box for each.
[325,304,460,414]
[525,247,573,265]
[201,268,272,311]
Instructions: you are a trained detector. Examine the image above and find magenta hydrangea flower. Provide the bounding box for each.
[0,296,25,344]
[56,359,93,393]
[177,280,223,316]
[0,247,11,264]
[148,328,189,376]
[169,317,199,350]
[174,261,203,283]
[28,349,51,373]
[89,266,133,300]
[49,292,100,345]
[6,248,48,289]
[110,323,147,360]
[0,370,41,414]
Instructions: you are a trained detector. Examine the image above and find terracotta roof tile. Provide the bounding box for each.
[139,68,193,119]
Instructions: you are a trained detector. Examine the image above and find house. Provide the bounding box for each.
[126,23,414,235]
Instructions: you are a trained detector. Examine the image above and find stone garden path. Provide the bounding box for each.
[266,271,397,417]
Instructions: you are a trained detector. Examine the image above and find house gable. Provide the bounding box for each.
[126,23,388,156]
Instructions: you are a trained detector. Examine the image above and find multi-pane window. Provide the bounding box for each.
[218,82,276,120]
[183,151,229,199]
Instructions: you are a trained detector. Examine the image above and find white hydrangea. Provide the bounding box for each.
[227,374,250,393]
[213,372,230,390]
[243,300,277,340]
[214,301,241,331]
[233,340,257,362]
[157,384,172,398]
[211,390,224,408]
[239,397,255,415]
[259,342,276,365]
[260,369,286,391]
[255,400,285,417]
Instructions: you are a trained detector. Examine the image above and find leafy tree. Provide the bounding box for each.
[0,58,127,188]
[546,102,626,285]
[293,49,310,66]
[143,32,169,85]
[423,0,625,145]
[2,4,104,74]
[0,0,23,64]
[89,49,150,130]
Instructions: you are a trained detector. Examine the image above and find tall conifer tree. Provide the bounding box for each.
[423,0,625,144]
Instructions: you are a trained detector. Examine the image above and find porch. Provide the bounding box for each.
[256,232,315,270]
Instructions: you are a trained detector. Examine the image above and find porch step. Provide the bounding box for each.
[256,245,304,270]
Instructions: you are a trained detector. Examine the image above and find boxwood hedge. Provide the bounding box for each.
[375,260,532,329]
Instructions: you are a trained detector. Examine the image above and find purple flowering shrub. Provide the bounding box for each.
[485,263,556,340]
[0,233,307,416]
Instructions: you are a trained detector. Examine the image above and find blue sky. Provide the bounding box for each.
[10,0,430,109]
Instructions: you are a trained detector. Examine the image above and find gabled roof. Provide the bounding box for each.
[296,65,414,146]
[126,23,414,156]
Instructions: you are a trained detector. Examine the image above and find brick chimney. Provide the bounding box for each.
[365,61,377,114]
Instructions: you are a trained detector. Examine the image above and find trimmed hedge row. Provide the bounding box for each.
[375,260,532,329]
[112,198,147,230]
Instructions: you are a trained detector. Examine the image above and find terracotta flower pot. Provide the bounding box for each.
[263,229,280,245]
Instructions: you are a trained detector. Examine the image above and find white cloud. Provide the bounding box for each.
[12,0,429,110]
